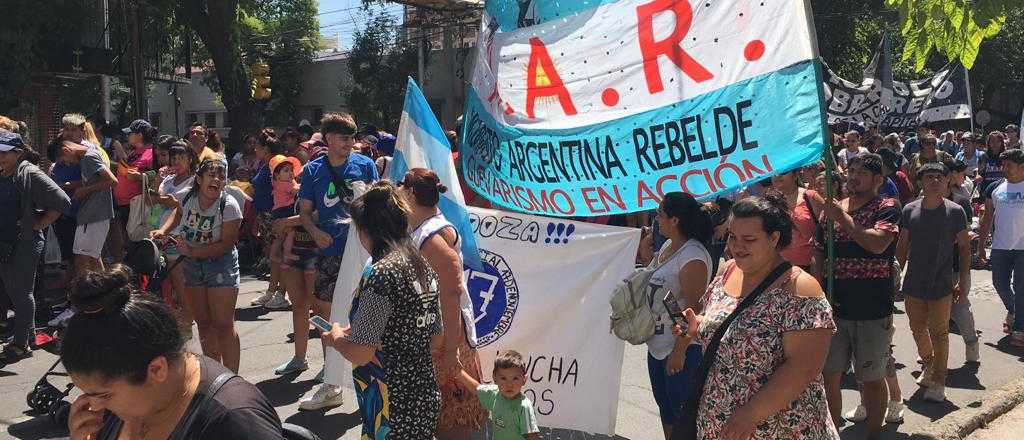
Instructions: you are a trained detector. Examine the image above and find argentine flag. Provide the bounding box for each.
[390,77,483,270]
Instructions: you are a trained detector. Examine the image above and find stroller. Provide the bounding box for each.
[25,238,171,429]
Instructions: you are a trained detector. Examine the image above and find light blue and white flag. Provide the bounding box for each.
[391,77,483,270]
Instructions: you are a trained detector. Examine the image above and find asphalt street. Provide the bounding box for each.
[2,268,1023,440]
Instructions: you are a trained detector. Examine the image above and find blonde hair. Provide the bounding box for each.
[0,115,17,132]
[84,121,101,147]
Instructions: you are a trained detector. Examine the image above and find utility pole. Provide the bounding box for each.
[442,12,458,129]
[100,0,111,123]
[128,0,147,118]
[417,11,426,89]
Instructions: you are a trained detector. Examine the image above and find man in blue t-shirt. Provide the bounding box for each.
[294,112,378,405]
[299,112,378,304]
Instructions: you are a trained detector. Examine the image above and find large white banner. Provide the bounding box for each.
[466,207,639,435]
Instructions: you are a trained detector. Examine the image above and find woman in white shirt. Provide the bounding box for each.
[645,191,714,439]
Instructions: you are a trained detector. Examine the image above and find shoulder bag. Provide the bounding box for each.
[672,261,793,440]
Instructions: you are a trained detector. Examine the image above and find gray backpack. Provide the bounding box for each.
[609,244,687,345]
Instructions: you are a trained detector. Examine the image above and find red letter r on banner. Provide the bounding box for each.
[637,0,714,94]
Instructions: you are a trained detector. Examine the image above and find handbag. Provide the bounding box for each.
[672,261,793,440]
[126,175,155,242]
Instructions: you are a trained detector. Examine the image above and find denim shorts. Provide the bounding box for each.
[647,344,702,425]
[184,248,240,289]
[284,248,318,273]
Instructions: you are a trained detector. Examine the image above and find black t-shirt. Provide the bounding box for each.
[829,196,901,320]
[96,355,283,440]
[0,175,21,242]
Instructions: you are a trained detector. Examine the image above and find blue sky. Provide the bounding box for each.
[317,0,404,49]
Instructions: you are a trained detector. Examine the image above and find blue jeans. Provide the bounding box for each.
[991,249,1024,331]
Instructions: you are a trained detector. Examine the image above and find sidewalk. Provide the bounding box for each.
[965,402,1024,440]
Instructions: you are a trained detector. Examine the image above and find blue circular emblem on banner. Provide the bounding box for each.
[466,249,519,347]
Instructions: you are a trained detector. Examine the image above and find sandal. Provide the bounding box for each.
[0,343,32,364]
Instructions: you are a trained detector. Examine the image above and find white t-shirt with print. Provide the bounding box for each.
[179,192,242,248]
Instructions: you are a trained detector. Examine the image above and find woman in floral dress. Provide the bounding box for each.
[676,193,840,440]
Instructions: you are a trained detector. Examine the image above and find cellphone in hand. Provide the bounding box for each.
[309,316,333,332]
[662,290,688,334]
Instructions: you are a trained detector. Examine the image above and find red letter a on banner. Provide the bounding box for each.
[525,37,578,119]
[637,0,714,93]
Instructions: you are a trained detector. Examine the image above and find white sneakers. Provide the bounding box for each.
[298,384,344,411]
[251,289,277,306]
[264,291,292,311]
[843,404,867,423]
[924,385,947,403]
[916,364,931,387]
[842,401,904,424]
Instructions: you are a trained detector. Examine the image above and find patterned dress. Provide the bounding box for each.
[347,252,443,439]
[696,264,840,440]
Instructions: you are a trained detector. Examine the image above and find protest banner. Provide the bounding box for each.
[466,206,638,434]
[460,0,827,216]
[824,61,970,130]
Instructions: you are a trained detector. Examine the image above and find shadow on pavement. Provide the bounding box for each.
[988,337,1024,358]
[284,409,360,440]
[904,389,960,421]
[255,375,317,407]
[7,414,67,440]
[535,429,629,439]
[838,422,910,440]
[946,363,984,390]
[236,306,273,322]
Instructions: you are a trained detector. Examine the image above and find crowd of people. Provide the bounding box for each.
[1,109,1023,440]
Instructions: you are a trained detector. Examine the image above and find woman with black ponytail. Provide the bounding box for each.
[645,191,714,439]
[321,180,442,439]
[670,193,838,440]
[63,265,282,440]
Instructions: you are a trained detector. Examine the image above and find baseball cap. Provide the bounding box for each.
[122,119,153,134]
[269,154,303,176]
[0,132,25,152]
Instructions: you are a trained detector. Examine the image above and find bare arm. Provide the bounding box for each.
[75,168,118,201]
[894,228,910,269]
[322,323,377,367]
[979,198,994,249]
[298,199,331,248]
[33,210,62,232]
[421,231,466,369]
[454,368,481,393]
[666,259,710,374]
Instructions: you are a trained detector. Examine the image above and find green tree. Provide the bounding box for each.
[243,0,320,127]
[885,0,1010,71]
[344,10,421,130]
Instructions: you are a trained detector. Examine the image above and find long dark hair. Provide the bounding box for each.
[61,265,184,384]
[350,181,430,281]
[660,192,714,248]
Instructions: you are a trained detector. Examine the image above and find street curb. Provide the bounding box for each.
[908,377,1024,440]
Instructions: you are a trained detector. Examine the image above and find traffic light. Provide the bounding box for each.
[251,63,271,100]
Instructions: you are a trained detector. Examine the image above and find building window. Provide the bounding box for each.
[312,108,324,125]
[149,113,162,131]
[188,113,198,124]
[205,113,217,128]
[222,112,230,128]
